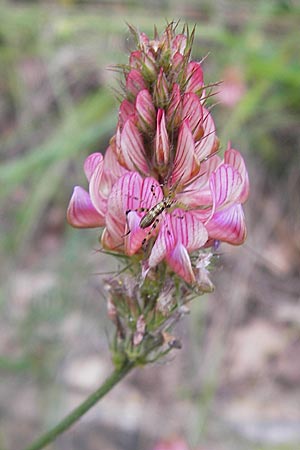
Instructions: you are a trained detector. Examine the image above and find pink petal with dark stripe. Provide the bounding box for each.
[121,118,149,175]
[224,147,249,203]
[67,186,105,228]
[210,164,243,212]
[186,61,204,94]
[167,243,195,284]
[84,152,103,182]
[136,89,156,132]
[182,93,203,138]
[206,203,247,244]
[155,109,170,166]
[194,108,216,161]
[172,120,197,184]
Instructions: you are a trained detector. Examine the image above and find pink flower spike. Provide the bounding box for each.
[225,146,249,203]
[206,203,247,244]
[126,69,147,98]
[172,120,199,184]
[67,186,105,228]
[83,152,103,182]
[120,117,149,174]
[186,61,204,94]
[155,109,170,166]
[135,89,156,132]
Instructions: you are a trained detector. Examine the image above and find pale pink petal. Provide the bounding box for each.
[186,61,204,94]
[101,228,124,252]
[148,215,174,267]
[182,93,203,138]
[155,109,170,166]
[167,243,195,284]
[120,117,149,174]
[224,146,249,203]
[67,186,105,228]
[89,157,107,215]
[84,152,103,182]
[169,210,208,251]
[206,203,247,244]
[125,211,148,255]
[172,120,198,184]
[135,89,156,132]
[210,164,243,211]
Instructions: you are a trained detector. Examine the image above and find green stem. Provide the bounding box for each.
[23,360,135,450]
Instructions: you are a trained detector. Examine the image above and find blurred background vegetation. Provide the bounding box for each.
[1,1,300,450]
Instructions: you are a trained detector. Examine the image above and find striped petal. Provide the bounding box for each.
[206,203,247,244]
[224,146,249,203]
[210,164,243,212]
[120,117,149,175]
[84,152,103,182]
[172,120,198,184]
[67,186,105,228]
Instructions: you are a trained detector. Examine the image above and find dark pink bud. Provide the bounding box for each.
[182,92,203,139]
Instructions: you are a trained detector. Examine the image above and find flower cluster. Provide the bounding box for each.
[67,23,249,287]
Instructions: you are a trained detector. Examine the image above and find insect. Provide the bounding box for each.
[139,187,176,229]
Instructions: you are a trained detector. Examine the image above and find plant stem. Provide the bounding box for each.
[23,360,135,450]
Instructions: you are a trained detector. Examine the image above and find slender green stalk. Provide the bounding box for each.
[23,360,135,450]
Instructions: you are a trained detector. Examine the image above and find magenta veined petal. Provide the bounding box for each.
[224,146,249,203]
[167,243,196,284]
[149,211,208,278]
[84,152,103,182]
[206,203,247,244]
[172,120,198,184]
[194,108,217,161]
[210,164,243,212]
[67,186,105,228]
[89,155,107,215]
[120,117,150,175]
